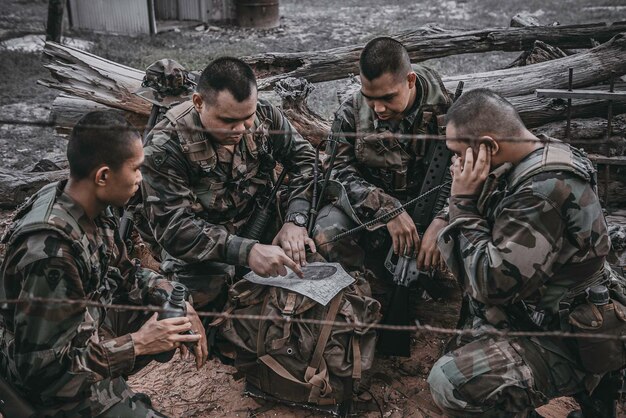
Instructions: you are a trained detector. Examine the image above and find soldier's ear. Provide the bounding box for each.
[479,136,498,155]
[407,72,417,89]
[192,92,204,112]
[95,166,110,186]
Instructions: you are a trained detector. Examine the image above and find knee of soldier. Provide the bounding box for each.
[428,354,475,415]
[311,204,354,244]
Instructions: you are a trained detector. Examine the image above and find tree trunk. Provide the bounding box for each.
[0,168,68,209]
[39,43,149,115]
[273,78,331,147]
[249,22,626,89]
[441,33,626,97]
[46,0,64,43]
[41,33,626,128]
[505,40,568,68]
[511,83,626,128]
[532,115,626,155]
[50,94,149,136]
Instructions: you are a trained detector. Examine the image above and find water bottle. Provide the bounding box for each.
[154,283,196,362]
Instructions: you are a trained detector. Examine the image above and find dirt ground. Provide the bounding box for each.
[1,0,626,417]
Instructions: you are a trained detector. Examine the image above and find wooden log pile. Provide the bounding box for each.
[1,16,625,208]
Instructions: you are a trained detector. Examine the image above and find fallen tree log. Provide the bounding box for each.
[41,33,626,128]
[0,168,68,209]
[442,33,626,97]
[511,83,626,128]
[51,94,148,136]
[249,22,626,89]
[532,115,626,155]
[273,78,330,147]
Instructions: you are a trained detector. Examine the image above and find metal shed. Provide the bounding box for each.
[67,0,236,35]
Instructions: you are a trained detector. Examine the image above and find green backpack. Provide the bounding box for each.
[216,275,381,412]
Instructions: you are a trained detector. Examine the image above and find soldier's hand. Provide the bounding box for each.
[386,211,420,255]
[272,223,316,267]
[248,243,304,278]
[131,313,201,356]
[417,218,448,270]
[181,302,208,369]
[451,143,491,196]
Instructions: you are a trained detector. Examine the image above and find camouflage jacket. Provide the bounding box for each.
[437,140,612,330]
[327,65,452,222]
[141,99,316,268]
[0,181,171,412]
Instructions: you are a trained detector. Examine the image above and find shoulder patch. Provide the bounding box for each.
[46,268,62,290]
[151,151,168,168]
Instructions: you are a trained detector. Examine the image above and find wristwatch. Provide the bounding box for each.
[285,212,308,227]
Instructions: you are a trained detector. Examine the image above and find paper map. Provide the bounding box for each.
[243,262,354,306]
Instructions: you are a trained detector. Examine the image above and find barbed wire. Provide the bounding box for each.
[2,296,626,342]
[0,118,613,144]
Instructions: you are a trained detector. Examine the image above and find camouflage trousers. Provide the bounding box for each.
[38,377,168,417]
[427,332,588,417]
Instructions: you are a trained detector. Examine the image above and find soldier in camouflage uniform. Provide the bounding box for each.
[141,57,317,308]
[427,89,626,417]
[312,37,452,299]
[0,111,207,417]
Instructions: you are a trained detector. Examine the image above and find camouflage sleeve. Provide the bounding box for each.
[141,131,257,267]
[327,101,403,221]
[8,236,135,399]
[259,100,315,216]
[106,219,173,306]
[444,190,566,305]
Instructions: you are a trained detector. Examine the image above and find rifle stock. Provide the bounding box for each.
[377,255,413,357]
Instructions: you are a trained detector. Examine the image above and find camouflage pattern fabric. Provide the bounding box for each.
[313,65,452,271]
[0,181,172,416]
[428,329,587,417]
[141,99,316,306]
[428,141,615,416]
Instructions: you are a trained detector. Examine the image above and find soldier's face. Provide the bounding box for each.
[194,88,257,146]
[360,71,416,121]
[100,136,144,207]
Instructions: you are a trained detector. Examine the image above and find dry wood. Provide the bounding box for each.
[506,40,568,68]
[0,168,68,209]
[249,22,626,89]
[532,115,626,155]
[42,33,626,133]
[51,94,149,136]
[512,83,626,128]
[441,33,626,97]
[273,78,330,147]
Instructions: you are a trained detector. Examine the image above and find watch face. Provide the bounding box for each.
[294,214,306,226]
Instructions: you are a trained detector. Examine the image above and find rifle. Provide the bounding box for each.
[377,81,463,357]
[240,161,289,241]
[377,138,453,357]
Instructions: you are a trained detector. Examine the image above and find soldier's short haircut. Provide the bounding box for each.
[446,88,525,139]
[197,57,257,103]
[67,111,140,180]
[360,37,412,81]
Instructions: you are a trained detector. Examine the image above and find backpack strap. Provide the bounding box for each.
[304,293,343,403]
[3,182,93,275]
[165,101,217,174]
